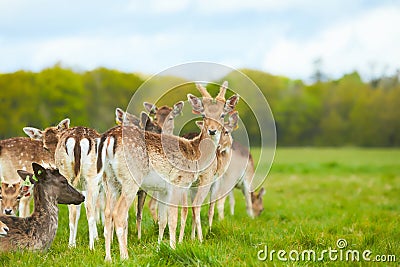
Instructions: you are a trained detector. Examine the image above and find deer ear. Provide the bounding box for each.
[57,118,70,130]
[172,101,184,117]
[224,94,240,114]
[195,121,204,129]
[258,187,266,198]
[23,127,43,140]
[32,163,46,179]
[115,108,125,125]
[143,102,157,115]
[140,112,151,129]
[187,94,204,114]
[17,170,37,185]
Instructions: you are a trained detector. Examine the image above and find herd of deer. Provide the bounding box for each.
[0,82,265,261]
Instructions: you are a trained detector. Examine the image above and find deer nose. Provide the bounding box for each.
[4,209,12,215]
[208,129,217,136]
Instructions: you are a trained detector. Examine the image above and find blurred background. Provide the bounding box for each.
[0,0,399,146]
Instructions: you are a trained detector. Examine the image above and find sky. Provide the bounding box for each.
[0,0,399,81]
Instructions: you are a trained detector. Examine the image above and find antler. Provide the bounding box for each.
[216,81,228,102]
[196,83,212,98]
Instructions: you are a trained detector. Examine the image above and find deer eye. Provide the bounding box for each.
[0,196,2,200]
[201,114,205,118]
[17,196,22,200]
[221,113,225,118]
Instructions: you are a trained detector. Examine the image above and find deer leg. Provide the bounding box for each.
[84,176,100,250]
[68,203,81,248]
[113,187,137,260]
[242,183,254,218]
[192,184,212,243]
[178,191,188,243]
[136,190,146,240]
[104,181,117,262]
[168,204,178,249]
[148,192,158,222]
[157,192,168,245]
[229,190,235,216]
[217,195,227,221]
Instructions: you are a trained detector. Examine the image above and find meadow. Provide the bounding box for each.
[0,148,399,266]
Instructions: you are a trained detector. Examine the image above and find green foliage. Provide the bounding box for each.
[0,65,399,146]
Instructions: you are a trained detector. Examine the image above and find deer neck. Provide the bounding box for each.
[30,184,59,243]
[192,128,219,171]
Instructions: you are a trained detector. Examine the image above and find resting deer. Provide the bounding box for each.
[0,119,66,217]
[0,163,85,251]
[99,83,238,261]
[0,179,32,216]
[0,220,8,236]
[35,120,101,250]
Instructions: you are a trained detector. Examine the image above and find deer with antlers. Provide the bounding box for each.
[98,82,238,261]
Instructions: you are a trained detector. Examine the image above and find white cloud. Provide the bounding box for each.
[262,5,400,80]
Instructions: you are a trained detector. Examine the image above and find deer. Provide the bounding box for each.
[0,163,85,251]
[216,142,265,220]
[109,108,162,240]
[32,120,101,250]
[0,220,8,236]
[141,101,184,223]
[0,179,32,216]
[177,111,239,242]
[0,119,67,217]
[98,83,238,261]
[182,127,265,221]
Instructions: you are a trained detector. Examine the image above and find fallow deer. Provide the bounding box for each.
[182,130,265,220]
[0,119,67,217]
[111,108,162,239]
[0,179,32,216]
[0,220,8,236]
[0,163,85,251]
[99,83,238,261]
[35,121,101,250]
[141,101,184,223]
[178,111,239,242]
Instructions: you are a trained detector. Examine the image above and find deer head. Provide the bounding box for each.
[0,179,32,216]
[115,108,162,133]
[23,119,70,153]
[251,187,265,217]
[143,101,184,134]
[187,81,239,144]
[17,163,85,205]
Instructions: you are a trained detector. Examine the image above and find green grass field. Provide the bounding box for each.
[1,148,399,266]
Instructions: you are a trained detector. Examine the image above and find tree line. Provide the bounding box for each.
[0,64,399,147]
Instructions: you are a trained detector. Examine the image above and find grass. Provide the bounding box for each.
[1,147,399,266]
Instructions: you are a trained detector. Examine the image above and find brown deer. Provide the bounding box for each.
[141,101,184,223]
[0,180,32,216]
[0,220,8,236]
[182,131,265,220]
[0,163,85,251]
[178,111,239,242]
[37,121,101,250]
[110,108,162,240]
[99,83,238,261]
[0,119,67,217]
